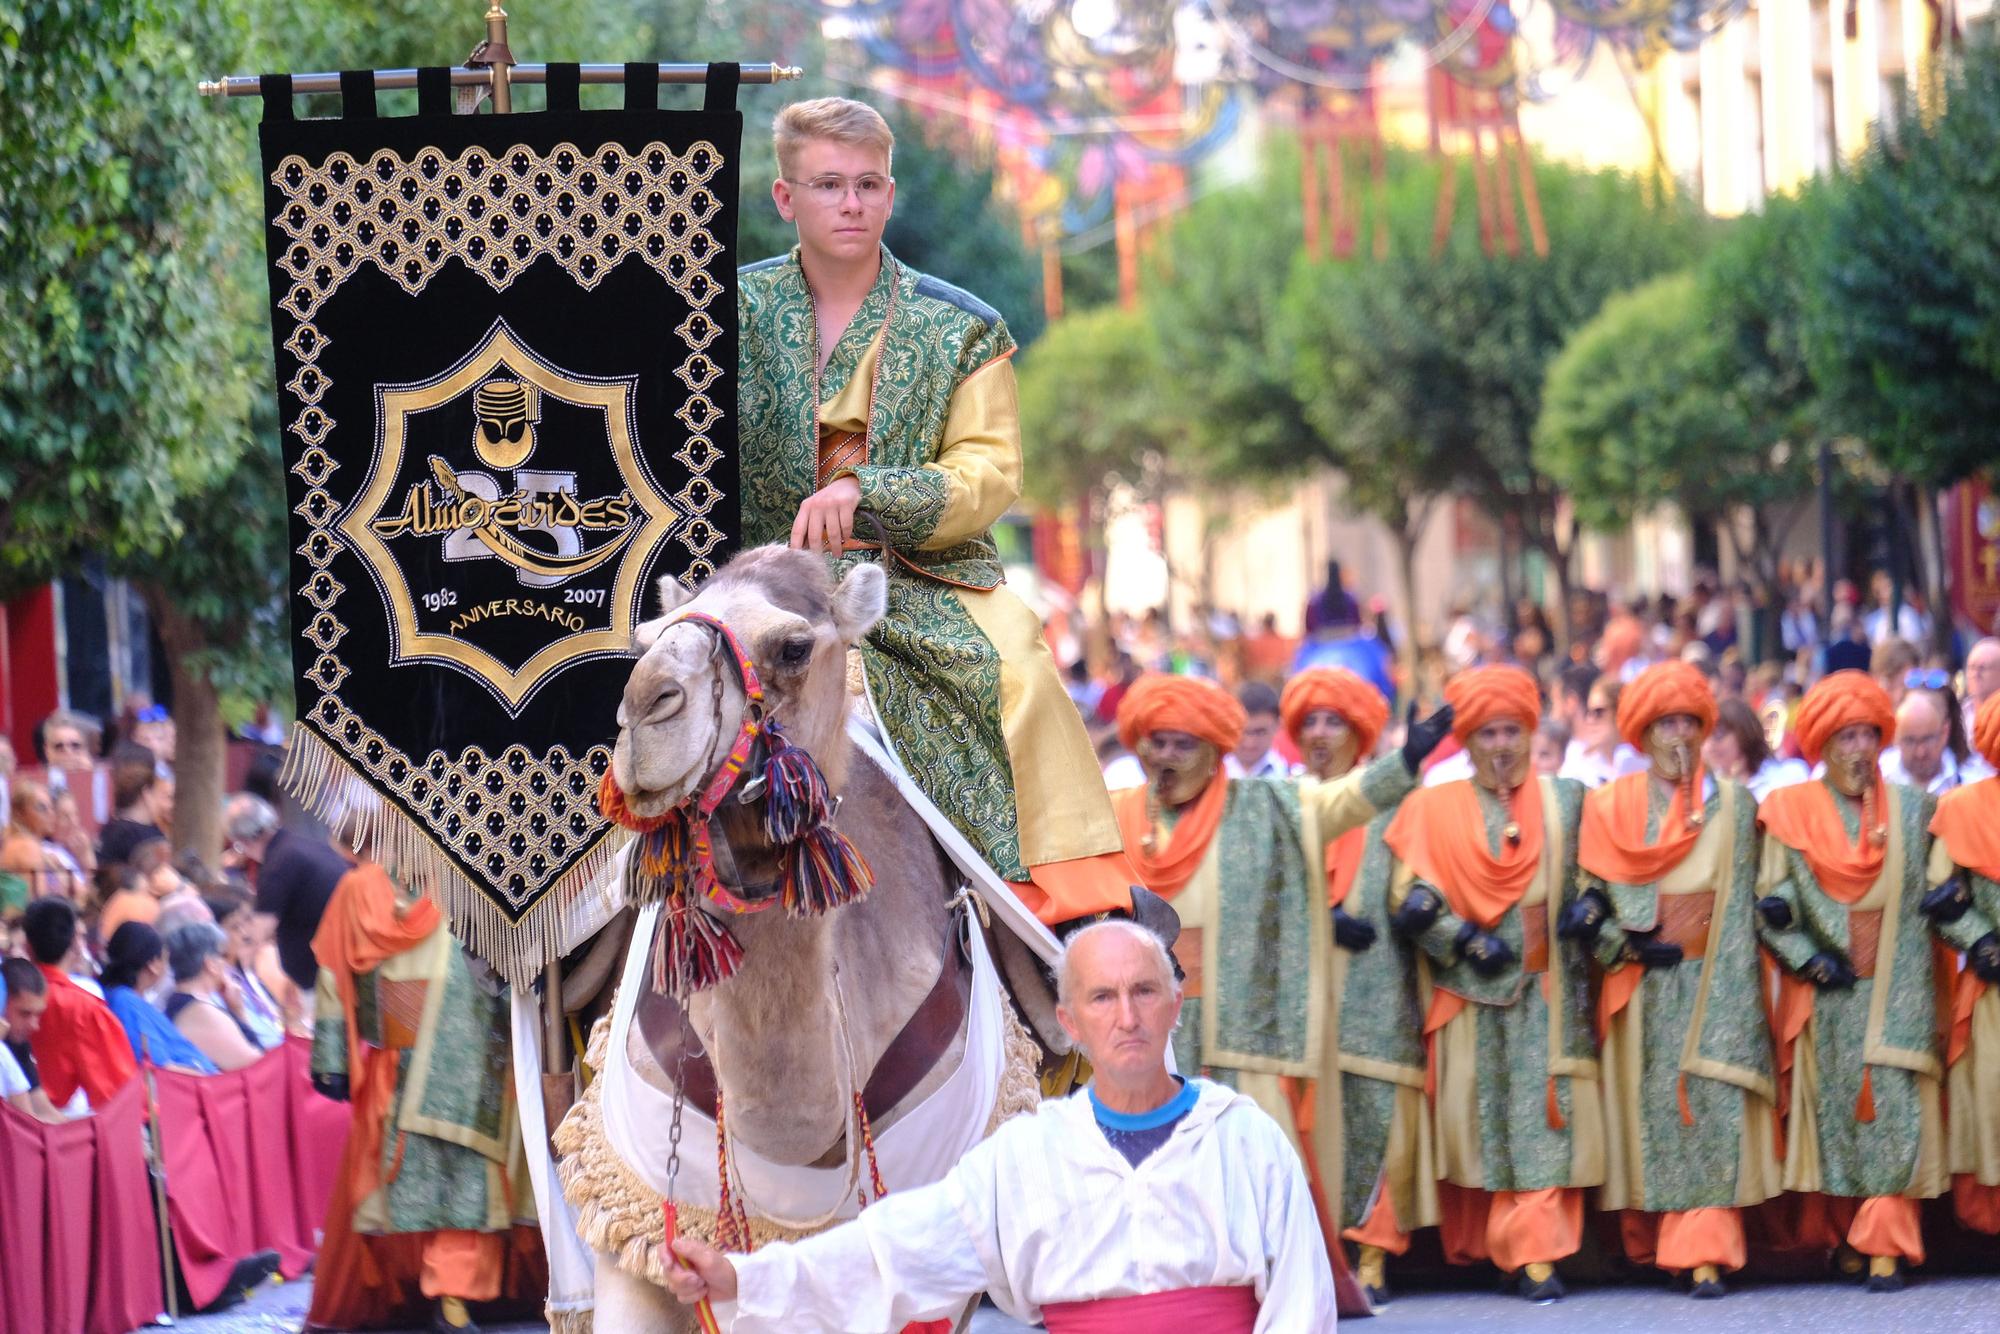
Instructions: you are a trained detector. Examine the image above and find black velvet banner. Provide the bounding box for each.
[260,76,741,984]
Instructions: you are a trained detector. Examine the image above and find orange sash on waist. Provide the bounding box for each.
[1384,778,1544,927]
[1757,779,1886,904]
[1114,772,1229,902]
[1326,825,1367,907]
[1578,768,1707,887]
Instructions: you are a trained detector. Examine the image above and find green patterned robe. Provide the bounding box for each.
[739,247,1035,878]
[1398,777,1604,1194]
[1930,855,2000,1192]
[313,924,523,1234]
[1755,780,1947,1200]
[1590,779,1779,1213]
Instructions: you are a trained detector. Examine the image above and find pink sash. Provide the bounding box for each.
[1042,1285,1259,1333]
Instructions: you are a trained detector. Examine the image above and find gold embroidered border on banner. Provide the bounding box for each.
[269,138,735,988]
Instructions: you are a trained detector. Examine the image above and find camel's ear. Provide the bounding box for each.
[634,575,696,650]
[831,563,888,644]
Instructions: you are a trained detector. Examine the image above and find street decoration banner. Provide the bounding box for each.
[260,67,742,986]
[1946,478,2000,636]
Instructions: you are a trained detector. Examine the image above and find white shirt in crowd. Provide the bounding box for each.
[1879,747,1994,795]
[1746,757,1812,801]
[1224,751,1297,781]
[718,1080,1336,1333]
[0,1041,29,1100]
[1863,604,1930,646]
[1101,754,1147,792]
[1557,741,1652,789]
[1422,749,1474,788]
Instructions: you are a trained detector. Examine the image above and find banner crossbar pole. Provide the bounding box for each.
[198,62,802,99]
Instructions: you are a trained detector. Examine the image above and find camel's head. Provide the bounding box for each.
[611,547,887,819]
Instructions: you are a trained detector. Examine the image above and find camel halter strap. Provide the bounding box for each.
[598,611,876,998]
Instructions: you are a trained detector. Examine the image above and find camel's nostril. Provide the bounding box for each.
[645,685,685,723]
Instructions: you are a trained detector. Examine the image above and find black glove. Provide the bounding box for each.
[1970,934,2000,985]
[1332,906,1378,953]
[1391,884,1445,937]
[1401,701,1455,775]
[1455,921,1517,977]
[1557,888,1612,942]
[1801,951,1857,989]
[312,1072,351,1103]
[1756,895,1794,930]
[1624,931,1684,970]
[1921,874,1972,924]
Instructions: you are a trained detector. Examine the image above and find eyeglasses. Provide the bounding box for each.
[783,173,893,205]
[1904,669,1951,691]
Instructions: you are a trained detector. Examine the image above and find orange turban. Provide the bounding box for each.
[1975,694,2000,771]
[1792,669,1896,766]
[1279,668,1390,754]
[1444,665,1541,742]
[1616,660,1718,751]
[1116,673,1246,752]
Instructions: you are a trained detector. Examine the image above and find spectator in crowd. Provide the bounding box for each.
[207,891,286,1049]
[1869,639,1921,709]
[1064,659,1103,719]
[1532,719,1571,777]
[100,921,218,1074]
[1242,612,1297,685]
[97,742,170,869]
[34,708,109,834]
[227,791,350,996]
[164,922,265,1073]
[0,959,67,1122]
[1966,637,2000,732]
[0,732,14,828]
[1223,682,1291,779]
[1550,662,1597,738]
[1559,677,1649,788]
[1,777,87,903]
[1881,686,1965,794]
[131,703,176,776]
[1093,652,1142,729]
[20,896,137,1108]
[1704,697,1808,800]
[47,786,96,885]
[1780,591,1820,658]
[1863,570,1930,645]
[1306,559,1361,635]
[95,860,161,941]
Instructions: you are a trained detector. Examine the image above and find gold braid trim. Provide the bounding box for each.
[989,995,1045,1134]
[546,1308,593,1334]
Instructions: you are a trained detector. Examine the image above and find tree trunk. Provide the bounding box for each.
[1913,481,1954,657]
[1390,507,1425,704]
[1546,535,1576,660]
[139,584,225,866]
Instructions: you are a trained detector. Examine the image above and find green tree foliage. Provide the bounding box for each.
[1016,304,1172,506]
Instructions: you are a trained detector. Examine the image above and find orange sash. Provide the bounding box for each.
[1326,825,1367,907]
[1113,772,1229,902]
[1931,778,2000,885]
[1578,768,1707,887]
[1757,779,1886,905]
[1384,779,1544,928]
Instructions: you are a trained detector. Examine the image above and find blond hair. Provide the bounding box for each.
[773,97,894,177]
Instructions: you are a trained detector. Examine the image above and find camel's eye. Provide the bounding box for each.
[778,636,812,667]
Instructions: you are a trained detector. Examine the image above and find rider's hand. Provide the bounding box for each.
[790,475,862,555]
[1400,702,1454,775]
[663,1235,739,1305]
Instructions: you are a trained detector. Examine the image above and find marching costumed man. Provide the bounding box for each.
[308,813,532,1332]
[1383,666,1602,1301]
[739,97,1135,926]
[1280,668,1432,1305]
[1917,694,2000,1235]
[1755,670,1946,1292]
[1110,671,1451,1297]
[1568,662,1779,1298]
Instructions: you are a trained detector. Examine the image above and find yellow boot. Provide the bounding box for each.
[1520,1262,1565,1302]
[1357,1244,1391,1306]
[1690,1263,1725,1299]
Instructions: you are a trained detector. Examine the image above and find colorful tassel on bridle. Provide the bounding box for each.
[650,896,746,1000]
[759,718,834,844]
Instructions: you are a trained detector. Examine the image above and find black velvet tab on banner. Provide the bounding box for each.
[703,63,739,112]
[417,66,451,116]
[545,62,580,111]
[624,62,657,111]
[257,104,743,984]
[339,69,377,119]
[259,73,293,122]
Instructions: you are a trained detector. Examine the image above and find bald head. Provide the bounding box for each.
[1895,689,1949,785]
[1967,638,2000,710]
[1055,919,1178,1010]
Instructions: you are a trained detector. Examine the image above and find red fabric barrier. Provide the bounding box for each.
[0,1079,164,1334]
[151,1037,351,1310]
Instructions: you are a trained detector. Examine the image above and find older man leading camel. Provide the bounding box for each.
[662,918,1338,1331]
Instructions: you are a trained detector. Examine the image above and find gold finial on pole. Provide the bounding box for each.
[481,2,515,113]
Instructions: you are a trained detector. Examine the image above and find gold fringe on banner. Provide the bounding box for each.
[280,724,629,990]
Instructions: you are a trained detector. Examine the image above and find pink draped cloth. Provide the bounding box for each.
[1042,1285,1260,1333]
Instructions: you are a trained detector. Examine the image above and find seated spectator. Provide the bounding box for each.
[205,892,285,1050]
[228,791,351,996]
[1559,677,1650,788]
[164,922,265,1072]
[20,897,137,1108]
[131,703,176,777]
[1704,697,1808,800]
[1,958,69,1122]
[33,708,110,837]
[1,778,88,903]
[94,860,161,943]
[137,841,214,936]
[1532,719,1571,777]
[1223,682,1291,779]
[48,786,97,887]
[100,922,217,1074]
[97,742,169,870]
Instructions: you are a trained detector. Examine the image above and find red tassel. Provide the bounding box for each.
[1546,1076,1567,1130]
[652,900,745,999]
[1856,1067,1876,1123]
[782,824,876,919]
[1678,1073,1694,1127]
[759,720,834,844]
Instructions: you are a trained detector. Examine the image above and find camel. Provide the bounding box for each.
[553,546,1055,1331]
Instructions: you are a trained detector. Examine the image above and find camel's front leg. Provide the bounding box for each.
[592,1248,698,1333]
